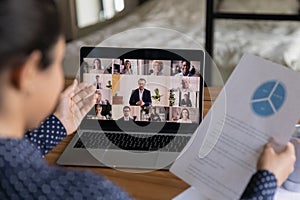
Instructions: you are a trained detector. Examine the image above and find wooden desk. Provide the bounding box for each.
[45,86,221,200]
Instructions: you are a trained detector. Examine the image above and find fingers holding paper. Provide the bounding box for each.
[257,142,296,187]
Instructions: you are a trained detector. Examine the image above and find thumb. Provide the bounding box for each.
[281,142,295,156]
[264,143,276,154]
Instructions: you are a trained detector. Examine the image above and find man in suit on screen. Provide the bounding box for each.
[117,106,134,122]
[129,78,152,107]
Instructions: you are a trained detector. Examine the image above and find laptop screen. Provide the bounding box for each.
[80,47,204,134]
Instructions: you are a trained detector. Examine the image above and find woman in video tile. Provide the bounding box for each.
[177,108,192,123]
[121,60,133,75]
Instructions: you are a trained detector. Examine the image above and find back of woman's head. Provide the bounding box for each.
[0,0,62,71]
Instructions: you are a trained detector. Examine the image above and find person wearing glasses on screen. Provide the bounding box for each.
[117,106,134,122]
[129,78,152,107]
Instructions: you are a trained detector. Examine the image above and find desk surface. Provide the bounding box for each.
[45,86,221,200]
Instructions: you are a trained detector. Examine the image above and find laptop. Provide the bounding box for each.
[57,47,205,170]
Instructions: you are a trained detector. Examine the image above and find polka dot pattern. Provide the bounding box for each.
[0,138,132,200]
[241,170,277,200]
[25,115,67,156]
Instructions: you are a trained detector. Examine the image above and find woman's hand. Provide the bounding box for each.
[257,142,296,186]
[54,79,96,135]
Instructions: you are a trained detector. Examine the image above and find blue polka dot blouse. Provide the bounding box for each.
[241,170,277,200]
[25,115,67,156]
[0,115,132,200]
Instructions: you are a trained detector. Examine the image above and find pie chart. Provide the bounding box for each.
[251,80,286,117]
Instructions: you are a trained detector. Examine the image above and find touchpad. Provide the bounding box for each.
[102,150,159,169]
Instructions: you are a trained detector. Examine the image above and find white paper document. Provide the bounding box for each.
[172,187,204,200]
[172,186,300,200]
[170,54,300,200]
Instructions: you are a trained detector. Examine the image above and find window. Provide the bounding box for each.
[76,0,125,28]
[57,0,143,41]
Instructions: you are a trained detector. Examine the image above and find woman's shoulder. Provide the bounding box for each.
[0,161,132,200]
[90,69,104,74]
[49,167,132,199]
[177,118,192,123]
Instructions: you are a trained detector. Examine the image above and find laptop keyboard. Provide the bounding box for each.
[73,132,191,152]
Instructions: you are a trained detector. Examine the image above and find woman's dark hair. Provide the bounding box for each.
[0,0,63,71]
[180,108,190,119]
[93,58,102,69]
[95,104,111,119]
[125,60,131,69]
[95,104,102,114]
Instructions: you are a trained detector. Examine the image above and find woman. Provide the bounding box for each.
[177,108,192,123]
[81,61,90,73]
[95,104,106,120]
[122,60,133,75]
[90,58,102,73]
[0,0,296,199]
[150,60,163,76]
[103,99,112,119]
[0,0,131,199]
[121,60,133,75]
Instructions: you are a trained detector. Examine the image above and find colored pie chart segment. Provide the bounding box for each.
[251,81,285,117]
